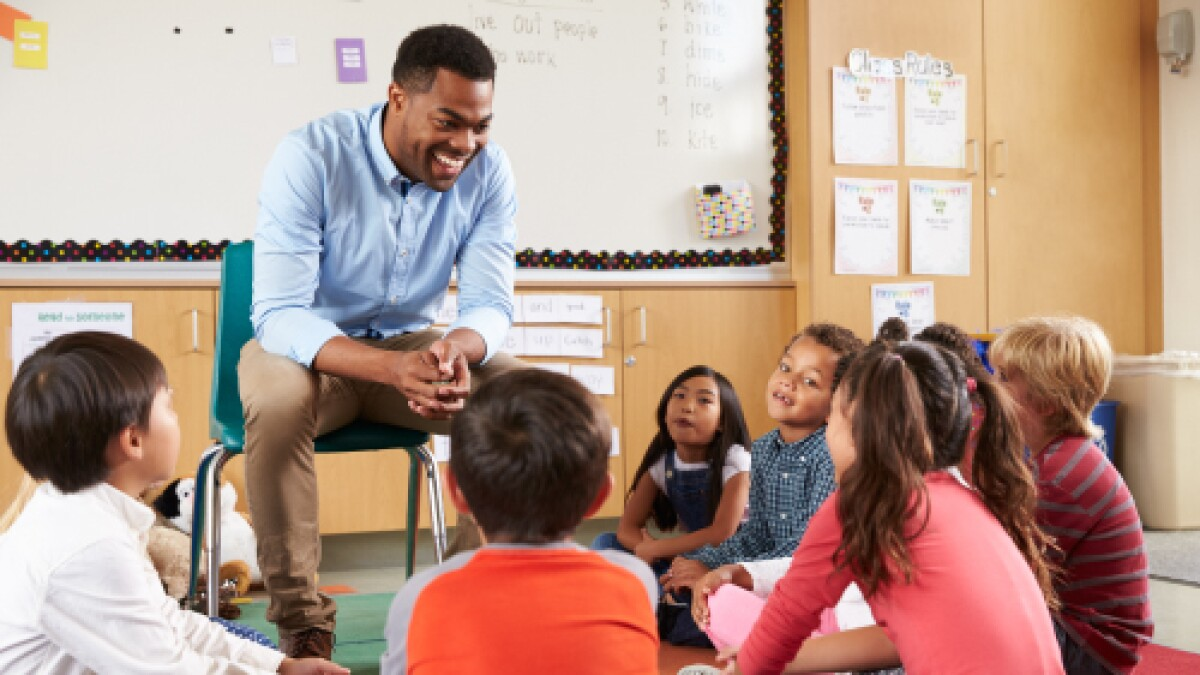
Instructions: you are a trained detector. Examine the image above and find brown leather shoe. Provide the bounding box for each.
[280,627,334,660]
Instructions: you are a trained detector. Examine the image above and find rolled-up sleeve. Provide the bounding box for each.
[251,136,344,366]
[448,147,517,364]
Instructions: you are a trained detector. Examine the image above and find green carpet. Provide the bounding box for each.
[234,593,396,675]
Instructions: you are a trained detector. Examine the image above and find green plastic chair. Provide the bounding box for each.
[187,241,446,615]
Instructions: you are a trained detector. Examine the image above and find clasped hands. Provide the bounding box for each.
[390,339,470,420]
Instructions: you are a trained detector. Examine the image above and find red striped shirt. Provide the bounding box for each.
[1036,436,1153,673]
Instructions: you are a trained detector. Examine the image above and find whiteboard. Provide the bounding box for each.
[0,0,775,258]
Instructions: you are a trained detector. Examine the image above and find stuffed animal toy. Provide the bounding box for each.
[146,518,195,601]
[151,477,261,586]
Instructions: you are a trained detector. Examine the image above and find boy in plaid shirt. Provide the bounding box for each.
[659,324,863,644]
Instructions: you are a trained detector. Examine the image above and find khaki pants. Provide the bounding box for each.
[238,330,520,635]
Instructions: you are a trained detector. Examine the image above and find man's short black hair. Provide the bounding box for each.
[450,369,610,544]
[392,24,496,92]
[5,331,166,493]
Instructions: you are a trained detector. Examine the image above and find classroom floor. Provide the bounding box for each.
[311,517,1200,658]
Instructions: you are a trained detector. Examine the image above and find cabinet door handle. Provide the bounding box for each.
[965,138,979,176]
[636,306,648,345]
[995,140,1009,178]
[191,309,200,352]
[603,306,612,346]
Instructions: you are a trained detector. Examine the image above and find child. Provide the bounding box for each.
[990,316,1153,674]
[913,321,990,483]
[873,316,910,344]
[695,338,1054,671]
[725,341,1063,674]
[593,365,751,573]
[663,324,864,590]
[0,331,348,674]
[381,369,658,674]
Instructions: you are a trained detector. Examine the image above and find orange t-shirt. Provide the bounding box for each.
[382,545,659,675]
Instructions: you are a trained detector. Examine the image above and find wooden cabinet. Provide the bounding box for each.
[0,286,221,507]
[982,0,1146,353]
[788,0,1150,354]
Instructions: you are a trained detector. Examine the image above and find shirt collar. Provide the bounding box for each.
[367,102,414,191]
[481,541,585,552]
[769,425,826,449]
[42,482,157,535]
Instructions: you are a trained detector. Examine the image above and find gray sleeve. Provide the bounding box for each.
[598,549,659,609]
[380,552,477,675]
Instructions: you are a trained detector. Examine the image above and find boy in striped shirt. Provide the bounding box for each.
[991,316,1152,675]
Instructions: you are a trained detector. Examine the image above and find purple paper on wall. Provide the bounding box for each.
[335,38,367,83]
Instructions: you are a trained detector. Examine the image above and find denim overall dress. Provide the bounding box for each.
[657,452,718,646]
[662,450,713,535]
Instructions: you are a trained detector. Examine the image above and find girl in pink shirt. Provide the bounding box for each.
[724,342,1063,675]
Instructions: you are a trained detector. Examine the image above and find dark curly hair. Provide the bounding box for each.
[913,322,985,376]
[392,24,496,92]
[875,317,910,344]
[785,322,865,360]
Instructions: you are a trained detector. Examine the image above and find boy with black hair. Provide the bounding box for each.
[0,331,347,674]
[381,369,659,674]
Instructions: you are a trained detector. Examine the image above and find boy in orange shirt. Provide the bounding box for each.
[381,369,659,674]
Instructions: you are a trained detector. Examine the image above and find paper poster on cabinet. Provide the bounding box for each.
[832,67,898,166]
[905,75,967,168]
[910,180,972,275]
[871,283,935,336]
[835,178,899,276]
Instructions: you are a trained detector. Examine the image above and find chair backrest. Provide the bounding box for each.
[209,241,255,445]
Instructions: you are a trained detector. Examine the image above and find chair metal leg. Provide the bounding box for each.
[404,449,421,578]
[415,443,447,563]
[187,443,233,617]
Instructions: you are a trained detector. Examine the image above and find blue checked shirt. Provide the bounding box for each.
[252,103,518,367]
[684,427,836,569]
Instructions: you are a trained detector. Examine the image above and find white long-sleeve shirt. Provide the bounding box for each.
[0,482,283,674]
[740,557,876,631]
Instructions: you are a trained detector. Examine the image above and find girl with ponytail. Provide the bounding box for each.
[716,342,1063,675]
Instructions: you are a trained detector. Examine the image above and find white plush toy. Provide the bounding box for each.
[152,477,261,584]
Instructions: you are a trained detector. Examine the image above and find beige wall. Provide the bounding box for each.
[1160,0,1200,351]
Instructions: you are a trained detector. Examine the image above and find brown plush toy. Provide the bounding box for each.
[145,517,195,601]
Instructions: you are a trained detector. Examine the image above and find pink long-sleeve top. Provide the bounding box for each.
[737,472,1063,675]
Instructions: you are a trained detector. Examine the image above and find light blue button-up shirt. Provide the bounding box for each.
[252,103,517,366]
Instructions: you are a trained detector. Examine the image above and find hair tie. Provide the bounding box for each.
[966,377,977,393]
[889,353,903,362]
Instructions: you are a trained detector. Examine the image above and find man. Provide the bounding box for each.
[242,24,519,660]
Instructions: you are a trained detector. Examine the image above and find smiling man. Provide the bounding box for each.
[244,24,520,660]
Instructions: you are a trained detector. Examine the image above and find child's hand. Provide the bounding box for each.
[278,657,351,674]
[633,529,659,564]
[692,566,735,628]
[663,557,709,592]
[716,645,743,674]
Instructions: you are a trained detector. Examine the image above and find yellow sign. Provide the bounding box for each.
[13,19,48,69]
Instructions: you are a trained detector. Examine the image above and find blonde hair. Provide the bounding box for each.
[989,316,1112,440]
